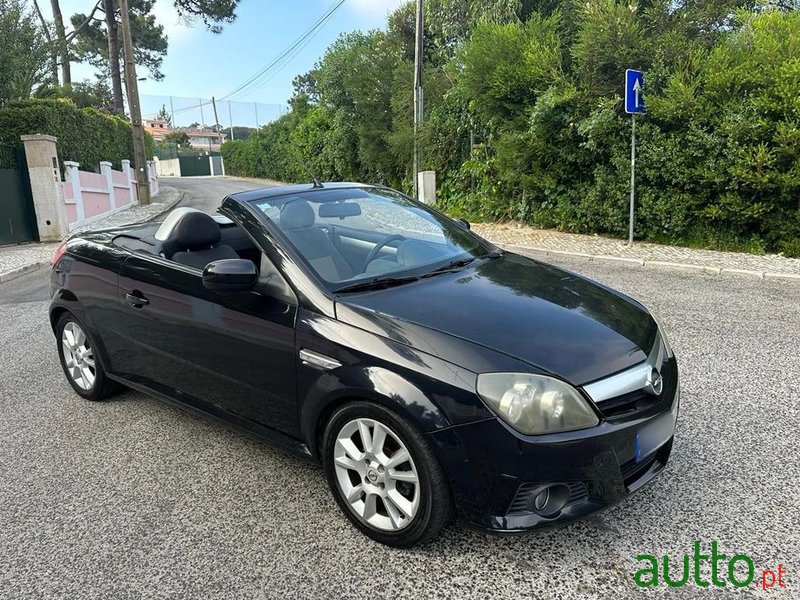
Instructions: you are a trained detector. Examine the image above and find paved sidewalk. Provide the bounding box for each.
[0,185,183,283]
[473,222,800,280]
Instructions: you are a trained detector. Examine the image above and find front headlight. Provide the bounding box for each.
[476,373,599,435]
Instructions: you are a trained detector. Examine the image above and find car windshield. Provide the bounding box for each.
[252,187,493,290]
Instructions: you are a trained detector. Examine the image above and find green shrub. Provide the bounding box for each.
[0,98,149,171]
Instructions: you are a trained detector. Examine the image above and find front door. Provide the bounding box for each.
[111,253,299,436]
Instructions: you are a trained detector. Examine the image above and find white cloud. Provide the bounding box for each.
[151,0,196,44]
[348,0,406,17]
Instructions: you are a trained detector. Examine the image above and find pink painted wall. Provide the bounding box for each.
[114,187,130,207]
[112,170,127,186]
[82,191,111,218]
[78,171,105,189]
[63,181,74,202]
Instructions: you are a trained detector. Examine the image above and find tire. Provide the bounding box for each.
[55,312,122,401]
[322,401,453,547]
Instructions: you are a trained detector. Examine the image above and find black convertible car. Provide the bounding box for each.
[50,182,679,546]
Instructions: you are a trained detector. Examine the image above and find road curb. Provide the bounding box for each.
[0,261,47,284]
[144,190,185,223]
[498,243,800,283]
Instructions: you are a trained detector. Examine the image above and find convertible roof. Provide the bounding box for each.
[227,182,372,204]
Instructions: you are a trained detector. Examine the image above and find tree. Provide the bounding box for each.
[0,0,51,105]
[68,78,114,110]
[71,0,167,113]
[156,103,172,126]
[49,0,70,87]
[164,130,190,147]
[172,0,241,33]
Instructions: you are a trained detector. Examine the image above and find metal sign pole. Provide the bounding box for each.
[629,114,635,246]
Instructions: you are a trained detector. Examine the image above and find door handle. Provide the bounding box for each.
[125,292,149,308]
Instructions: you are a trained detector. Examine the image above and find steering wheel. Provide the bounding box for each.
[362,235,406,273]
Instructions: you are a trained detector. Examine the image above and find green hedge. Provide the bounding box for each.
[0,98,152,171]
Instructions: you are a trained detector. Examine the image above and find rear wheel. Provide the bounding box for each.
[323,401,453,547]
[56,312,121,401]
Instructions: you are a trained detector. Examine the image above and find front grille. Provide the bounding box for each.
[596,358,677,419]
[507,481,589,515]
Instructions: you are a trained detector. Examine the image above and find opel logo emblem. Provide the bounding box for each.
[645,368,663,396]
[367,470,378,482]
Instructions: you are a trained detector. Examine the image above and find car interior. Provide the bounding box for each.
[112,203,458,286]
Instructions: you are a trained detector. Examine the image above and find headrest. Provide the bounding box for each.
[280,200,315,230]
[173,211,221,249]
[397,240,443,265]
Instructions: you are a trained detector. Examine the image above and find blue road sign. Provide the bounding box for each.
[625,69,645,114]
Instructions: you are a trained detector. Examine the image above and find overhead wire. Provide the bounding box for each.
[144,0,347,119]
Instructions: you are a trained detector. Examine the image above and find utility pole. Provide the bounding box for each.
[169,95,175,127]
[255,102,259,128]
[412,0,423,201]
[211,96,222,151]
[228,101,235,142]
[118,0,150,205]
[199,98,206,128]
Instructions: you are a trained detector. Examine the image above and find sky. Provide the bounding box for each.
[43,0,406,127]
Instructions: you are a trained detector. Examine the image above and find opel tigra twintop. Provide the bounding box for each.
[50,183,679,546]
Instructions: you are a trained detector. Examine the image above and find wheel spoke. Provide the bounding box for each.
[336,437,365,463]
[346,484,363,503]
[388,469,417,483]
[387,490,414,518]
[74,328,86,347]
[334,454,363,474]
[83,355,95,368]
[386,448,409,469]
[362,493,377,520]
[357,420,373,454]
[383,493,403,528]
[371,422,387,457]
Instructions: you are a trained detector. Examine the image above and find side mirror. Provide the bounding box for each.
[203,259,257,292]
[456,217,471,230]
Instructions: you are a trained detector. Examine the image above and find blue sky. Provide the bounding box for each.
[45,0,406,127]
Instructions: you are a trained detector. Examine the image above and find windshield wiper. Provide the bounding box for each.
[424,252,501,277]
[334,275,420,294]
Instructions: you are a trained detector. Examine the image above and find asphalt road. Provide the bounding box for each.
[161,176,281,214]
[1,182,797,598]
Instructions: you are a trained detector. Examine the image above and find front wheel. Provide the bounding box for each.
[323,401,453,547]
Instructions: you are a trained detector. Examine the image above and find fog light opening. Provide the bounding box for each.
[530,484,570,518]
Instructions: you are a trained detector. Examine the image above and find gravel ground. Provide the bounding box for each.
[0,254,797,599]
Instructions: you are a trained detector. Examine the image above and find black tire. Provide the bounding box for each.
[322,401,453,547]
[55,312,122,401]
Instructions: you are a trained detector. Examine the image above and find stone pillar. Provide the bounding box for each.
[20,134,69,241]
[121,159,136,205]
[209,155,216,176]
[100,161,116,210]
[63,161,85,226]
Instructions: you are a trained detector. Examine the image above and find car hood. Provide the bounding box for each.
[335,253,657,385]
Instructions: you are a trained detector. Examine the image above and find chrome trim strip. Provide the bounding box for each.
[583,332,665,404]
[299,349,341,370]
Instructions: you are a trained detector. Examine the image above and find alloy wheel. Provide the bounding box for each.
[61,321,96,391]
[332,418,420,532]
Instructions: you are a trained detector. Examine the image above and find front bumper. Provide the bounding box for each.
[429,358,679,532]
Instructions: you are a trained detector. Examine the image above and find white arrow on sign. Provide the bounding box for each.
[632,78,642,108]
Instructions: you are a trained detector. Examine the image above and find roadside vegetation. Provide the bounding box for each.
[222,1,800,256]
